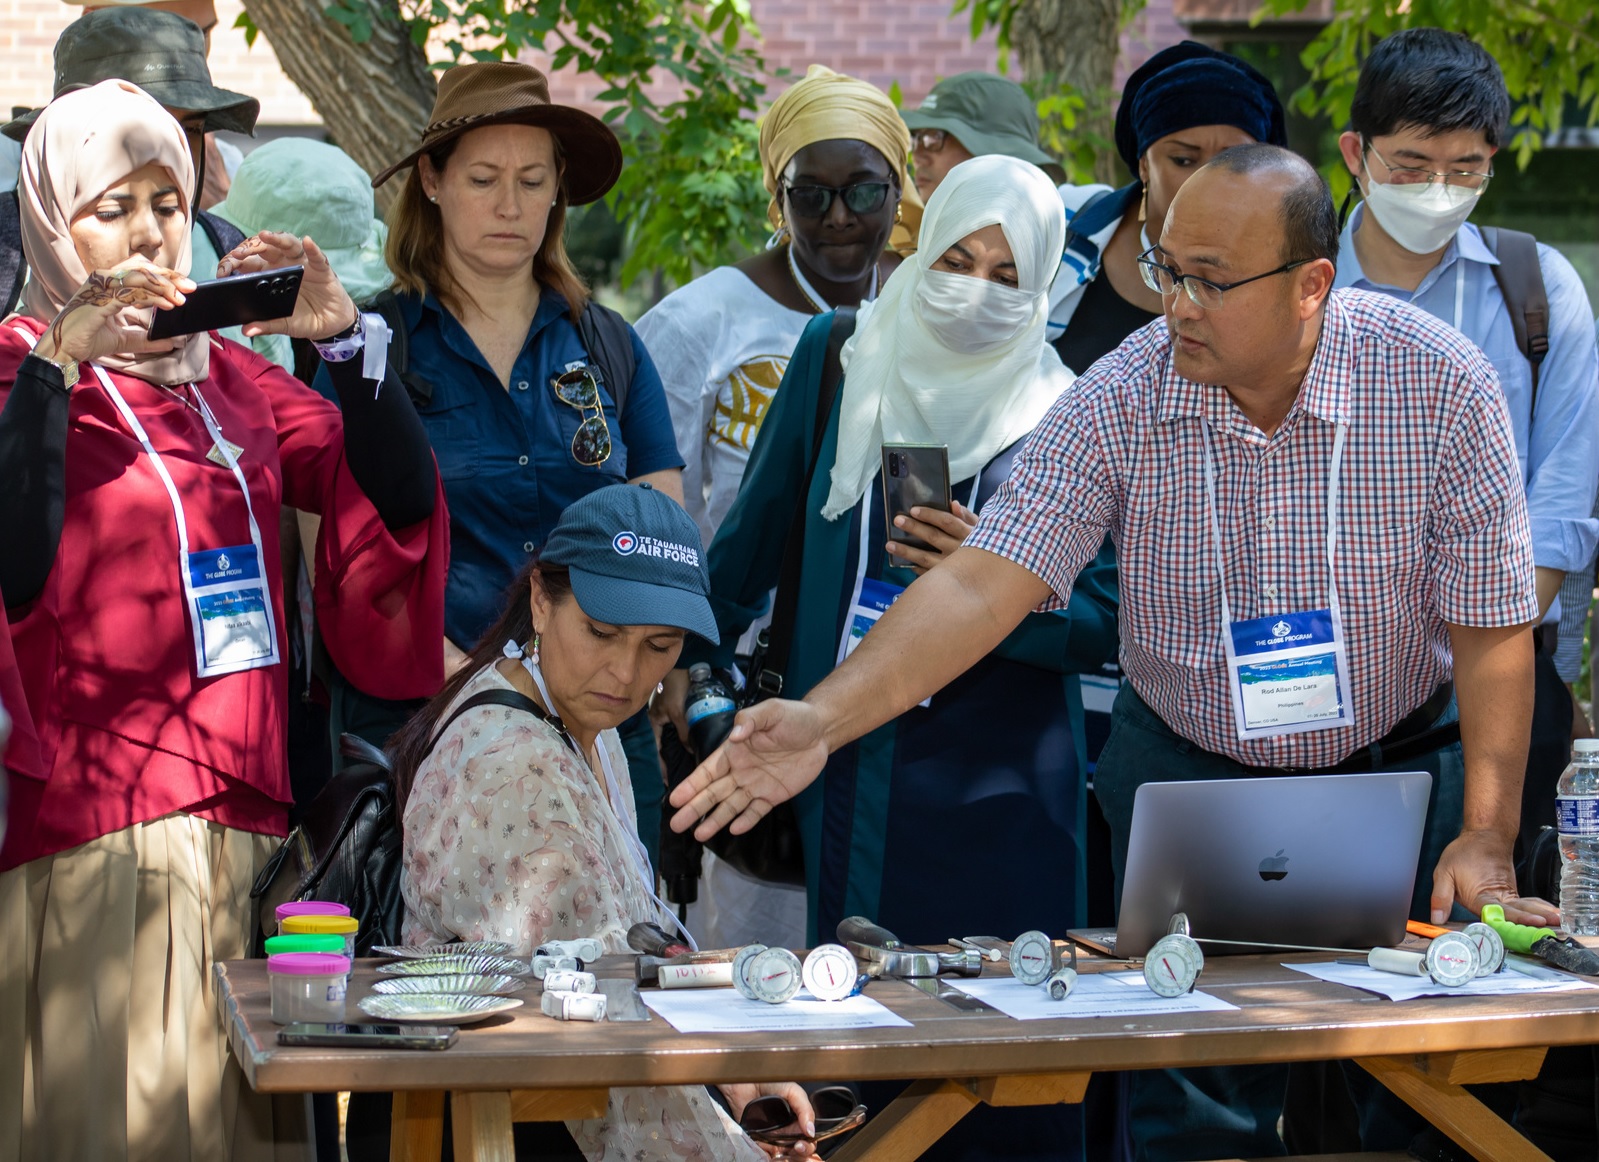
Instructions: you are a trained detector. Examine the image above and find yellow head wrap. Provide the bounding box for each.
[758,64,924,252]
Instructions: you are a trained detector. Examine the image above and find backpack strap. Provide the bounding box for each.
[196,209,247,262]
[0,189,25,317]
[422,687,551,756]
[577,300,637,417]
[1479,226,1551,418]
[1061,188,1122,285]
[757,307,858,696]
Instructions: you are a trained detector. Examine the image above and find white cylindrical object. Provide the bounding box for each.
[1046,968,1077,1001]
[541,990,607,1022]
[657,962,735,989]
[542,969,596,994]
[1367,947,1429,977]
[537,938,603,962]
[532,954,581,980]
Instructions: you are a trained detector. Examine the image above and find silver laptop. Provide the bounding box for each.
[1082,771,1432,958]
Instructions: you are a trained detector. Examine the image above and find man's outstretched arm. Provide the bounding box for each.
[668,546,1052,841]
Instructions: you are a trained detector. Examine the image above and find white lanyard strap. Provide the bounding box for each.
[788,245,879,313]
[1200,417,1347,624]
[1453,260,1466,333]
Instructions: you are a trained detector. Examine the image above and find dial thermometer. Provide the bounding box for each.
[1143,933,1204,997]
[1008,930,1056,986]
[801,944,859,1002]
[731,944,769,1001]
[1461,922,1506,976]
[744,947,803,1004]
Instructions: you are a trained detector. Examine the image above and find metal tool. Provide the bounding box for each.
[801,944,860,1002]
[950,936,1008,962]
[1143,933,1204,997]
[596,977,651,1022]
[627,921,691,959]
[1461,922,1506,975]
[1342,932,1480,987]
[837,917,995,1015]
[736,947,803,1004]
[1482,904,1599,976]
[1007,931,1077,986]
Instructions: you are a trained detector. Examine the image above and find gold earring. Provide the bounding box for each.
[894,202,904,224]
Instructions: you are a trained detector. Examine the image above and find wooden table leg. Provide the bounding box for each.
[450,1090,515,1162]
[1356,1053,1552,1162]
[828,1072,1093,1162]
[389,1089,445,1162]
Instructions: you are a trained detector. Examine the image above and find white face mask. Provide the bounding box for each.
[913,269,1037,354]
[1360,155,1481,255]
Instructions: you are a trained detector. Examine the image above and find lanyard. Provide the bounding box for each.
[508,642,697,951]
[1199,418,1348,629]
[1453,259,1466,332]
[787,245,879,314]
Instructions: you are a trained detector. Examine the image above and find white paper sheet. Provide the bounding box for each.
[944,972,1239,1020]
[641,988,913,1034]
[1284,958,1599,1002]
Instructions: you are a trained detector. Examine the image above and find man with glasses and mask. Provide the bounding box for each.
[1335,28,1599,869]
[669,144,1560,1160]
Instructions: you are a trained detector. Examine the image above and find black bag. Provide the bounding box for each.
[702,307,858,888]
[249,688,545,956]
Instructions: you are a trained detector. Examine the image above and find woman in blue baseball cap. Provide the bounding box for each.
[386,483,816,1161]
[1046,41,1288,376]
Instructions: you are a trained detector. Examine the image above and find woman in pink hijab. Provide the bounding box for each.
[0,80,447,1160]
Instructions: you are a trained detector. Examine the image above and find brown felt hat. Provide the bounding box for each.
[371,61,621,203]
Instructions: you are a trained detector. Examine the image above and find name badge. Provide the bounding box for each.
[186,545,278,675]
[841,577,931,708]
[1224,608,1353,739]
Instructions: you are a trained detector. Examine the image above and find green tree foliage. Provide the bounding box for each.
[1258,0,1599,183]
[314,0,774,286]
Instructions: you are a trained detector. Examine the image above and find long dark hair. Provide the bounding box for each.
[389,559,573,813]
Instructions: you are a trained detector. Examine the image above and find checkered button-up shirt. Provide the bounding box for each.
[967,288,1538,769]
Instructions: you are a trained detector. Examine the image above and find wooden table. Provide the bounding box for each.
[218,950,1599,1162]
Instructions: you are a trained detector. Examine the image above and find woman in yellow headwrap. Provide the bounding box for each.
[638,63,915,950]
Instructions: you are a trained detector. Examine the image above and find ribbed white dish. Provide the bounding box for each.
[375,954,531,978]
[357,994,524,1025]
[371,941,514,960]
[369,973,523,997]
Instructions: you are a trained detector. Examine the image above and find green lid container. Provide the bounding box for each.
[264,933,347,955]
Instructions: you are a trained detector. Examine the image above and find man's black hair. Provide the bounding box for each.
[1350,28,1509,148]
[1205,143,1339,270]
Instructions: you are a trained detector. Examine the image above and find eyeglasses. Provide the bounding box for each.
[1137,246,1309,311]
[549,368,613,466]
[912,128,949,153]
[738,1085,866,1147]
[781,180,892,219]
[1365,139,1493,192]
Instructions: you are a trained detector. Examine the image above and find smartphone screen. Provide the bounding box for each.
[881,443,952,551]
[276,1022,458,1050]
[148,265,304,340]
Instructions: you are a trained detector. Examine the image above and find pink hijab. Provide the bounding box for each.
[18,79,207,384]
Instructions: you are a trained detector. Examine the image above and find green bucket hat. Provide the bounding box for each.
[900,72,1054,168]
[3,7,259,142]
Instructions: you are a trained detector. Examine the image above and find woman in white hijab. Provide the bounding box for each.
[664,153,1120,1162]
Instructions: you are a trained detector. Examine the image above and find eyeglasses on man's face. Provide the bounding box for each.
[781,180,893,219]
[912,128,949,154]
[550,367,612,466]
[1364,139,1494,193]
[1137,246,1309,311]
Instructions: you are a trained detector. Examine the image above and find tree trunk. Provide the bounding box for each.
[240,0,436,213]
[1011,0,1132,186]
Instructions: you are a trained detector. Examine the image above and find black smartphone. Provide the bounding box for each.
[881,442,952,551]
[276,1022,458,1050]
[147,265,304,340]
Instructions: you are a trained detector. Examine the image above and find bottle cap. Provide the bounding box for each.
[688,662,711,681]
[267,952,352,976]
[265,934,347,955]
[1575,739,1599,754]
[281,914,359,935]
[276,900,352,922]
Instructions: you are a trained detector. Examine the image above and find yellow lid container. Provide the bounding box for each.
[281,914,358,935]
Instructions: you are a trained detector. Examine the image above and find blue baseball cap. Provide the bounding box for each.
[540,484,719,644]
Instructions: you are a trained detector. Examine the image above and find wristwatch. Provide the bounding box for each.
[32,350,78,390]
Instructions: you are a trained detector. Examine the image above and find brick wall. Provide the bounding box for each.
[0,0,1184,130]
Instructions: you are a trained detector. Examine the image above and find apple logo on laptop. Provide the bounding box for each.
[1258,850,1289,882]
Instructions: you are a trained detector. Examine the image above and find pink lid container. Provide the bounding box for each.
[275,901,351,922]
[267,953,352,976]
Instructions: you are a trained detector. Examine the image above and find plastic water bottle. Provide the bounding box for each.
[1557,737,1599,934]
[684,663,737,759]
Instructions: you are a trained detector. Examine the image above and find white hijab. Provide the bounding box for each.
[821,154,1071,521]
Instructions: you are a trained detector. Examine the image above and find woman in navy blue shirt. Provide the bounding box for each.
[315,62,682,855]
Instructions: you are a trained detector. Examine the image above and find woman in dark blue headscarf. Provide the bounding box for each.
[1045,42,1287,376]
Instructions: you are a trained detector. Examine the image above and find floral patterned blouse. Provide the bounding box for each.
[402,664,767,1161]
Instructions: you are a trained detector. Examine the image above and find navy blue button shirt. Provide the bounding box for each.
[315,289,683,648]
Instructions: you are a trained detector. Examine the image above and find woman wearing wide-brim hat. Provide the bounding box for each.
[313,61,684,900]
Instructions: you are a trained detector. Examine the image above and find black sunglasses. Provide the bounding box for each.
[781,180,892,219]
[738,1085,866,1145]
[549,367,613,467]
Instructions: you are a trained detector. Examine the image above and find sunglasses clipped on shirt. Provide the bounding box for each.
[550,367,613,467]
[781,180,892,219]
[738,1085,866,1146]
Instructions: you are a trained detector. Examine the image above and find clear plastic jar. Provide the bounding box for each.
[274,900,351,936]
[279,913,359,957]
[268,953,352,1025]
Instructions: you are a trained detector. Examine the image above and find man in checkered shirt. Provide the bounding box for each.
[670,145,1557,1151]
